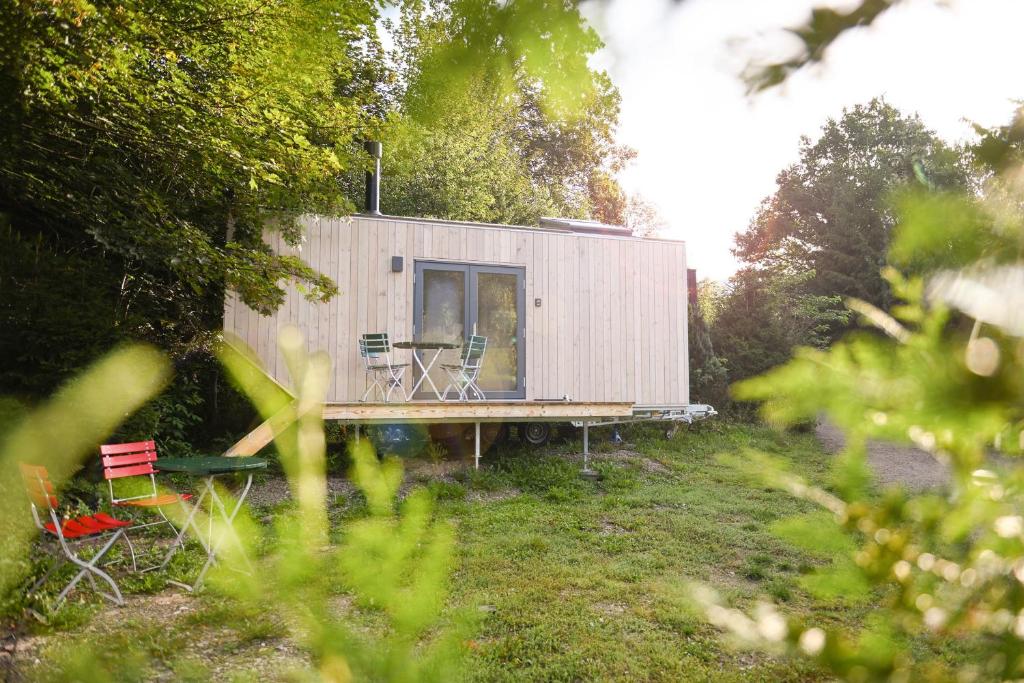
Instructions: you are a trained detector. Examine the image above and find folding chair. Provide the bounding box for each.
[20,464,133,608]
[359,333,409,402]
[441,335,488,401]
[100,440,193,571]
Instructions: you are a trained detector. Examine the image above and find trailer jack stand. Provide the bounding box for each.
[474,422,481,470]
[580,421,601,481]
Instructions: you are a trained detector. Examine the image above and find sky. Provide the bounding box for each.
[582,0,1024,281]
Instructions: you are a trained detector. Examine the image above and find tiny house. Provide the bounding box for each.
[223,148,714,463]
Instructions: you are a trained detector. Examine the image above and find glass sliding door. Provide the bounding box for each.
[472,269,522,396]
[414,261,525,399]
[416,264,469,397]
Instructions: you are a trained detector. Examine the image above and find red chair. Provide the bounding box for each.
[100,440,192,571]
[20,464,133,608]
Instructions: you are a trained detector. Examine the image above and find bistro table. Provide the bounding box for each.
[156,456,267,590]
[393,340,459,400]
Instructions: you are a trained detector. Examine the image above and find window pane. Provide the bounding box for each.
[476,272,518,393]
[419,269,465,395]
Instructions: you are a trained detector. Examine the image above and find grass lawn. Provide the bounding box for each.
[11,421,869,681]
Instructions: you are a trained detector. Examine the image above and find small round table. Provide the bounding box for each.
[393,341,459,400]
[156,456,267,590]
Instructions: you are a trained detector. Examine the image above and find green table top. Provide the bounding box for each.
[393,340,459,349]
[155,456,268,475]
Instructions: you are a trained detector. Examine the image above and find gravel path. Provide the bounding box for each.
[816,418,951,491]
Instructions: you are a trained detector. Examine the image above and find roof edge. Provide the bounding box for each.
[345,212,684,244]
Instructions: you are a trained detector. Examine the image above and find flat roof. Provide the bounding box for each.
[349,213,684,245]
[538,217,632,237]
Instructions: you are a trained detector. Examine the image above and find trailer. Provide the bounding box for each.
[222,145,714,468]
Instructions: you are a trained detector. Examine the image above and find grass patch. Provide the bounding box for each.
[439,422,848,681]
[14,421,865,681]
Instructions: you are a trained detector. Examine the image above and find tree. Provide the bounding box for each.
[733,98,973,341]
[624,194,669,236]
[687,292,728,408]
[711,268,847,392]
[369,0,635,225]
[696,279,726,327]
[0,0,377,317]
[374,88,555,226]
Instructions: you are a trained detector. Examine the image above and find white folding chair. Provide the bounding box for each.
[359,333,409,402]
[441,335,488,401]
[20,464,133,608]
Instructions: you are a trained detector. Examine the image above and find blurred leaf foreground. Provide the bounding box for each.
[694,109,1024,682]
[0,326,468,682]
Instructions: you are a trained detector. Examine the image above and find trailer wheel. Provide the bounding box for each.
[519,422,552,447]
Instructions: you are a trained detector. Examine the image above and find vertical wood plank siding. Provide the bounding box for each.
[224,216,689,406]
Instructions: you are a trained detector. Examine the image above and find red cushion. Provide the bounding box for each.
[44,514,131,538]
[44,518,90,539]
[92,512,132,528]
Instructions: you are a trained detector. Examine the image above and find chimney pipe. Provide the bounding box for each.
[364,140,382,215]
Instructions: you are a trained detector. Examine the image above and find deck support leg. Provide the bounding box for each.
[583,421,589,463]
[354,424,360,445]
[581,421,599,480]
[474,422,481,470]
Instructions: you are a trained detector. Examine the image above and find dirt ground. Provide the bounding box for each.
[815,418,951,491]
[10,591,309,681]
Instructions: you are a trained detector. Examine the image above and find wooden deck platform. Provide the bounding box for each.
[224,400,634,457]
[321,401,634,424]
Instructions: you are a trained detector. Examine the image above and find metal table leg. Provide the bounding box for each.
[193,473,256,589]
[407,347,446,400]
[160,481,212,571]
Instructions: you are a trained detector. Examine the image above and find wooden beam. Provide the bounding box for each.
[223,403,305,456]
[321,401,633,424]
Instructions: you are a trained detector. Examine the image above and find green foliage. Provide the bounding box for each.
[4,327,467,680]
[771,513,870,604]
[1,0,364,314]
[370,0,633,226]
[710,99,971,399]
[116,377,204,457]
[687,294,728,407]
[425,440,449,467]
[710,268,848,398]
[744,0,899,92]
[214,329,470,681]
[696,278,726,326]
[0,0,373,449]
[392,0,604,126]
[0,220,125,397]
[378,98,554,225]
[734,98,973,328]
[696,107,1024,681]
[0,345,170,610]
